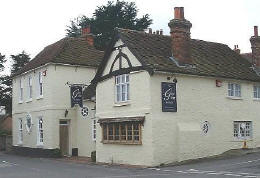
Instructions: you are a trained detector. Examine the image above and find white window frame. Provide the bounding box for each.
[28,76,33,100]
[115,74,130,103]
[228,83,241,97]
[253,85,260,99]
[19,78,23,103]
[92,119,96,141]
[233,121,252,140]
[18,118,23,144]
[38,72,43,98]
[37,117,44,145]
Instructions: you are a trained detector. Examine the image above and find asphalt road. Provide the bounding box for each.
[1,151,260,178]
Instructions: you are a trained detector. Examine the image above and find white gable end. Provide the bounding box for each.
[102,39,142,77]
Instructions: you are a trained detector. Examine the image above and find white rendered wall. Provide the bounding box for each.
[150,73,260,165]
[12,64,96,156]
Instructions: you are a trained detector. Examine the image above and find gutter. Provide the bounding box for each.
[12,62,97,79]
[153,70,260,83]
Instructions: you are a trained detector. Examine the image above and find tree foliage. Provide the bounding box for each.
[0,53,6,72]
[10,51,30,75]
[0,51,30,114]
[66,0,152,50]
[0,53,10,114]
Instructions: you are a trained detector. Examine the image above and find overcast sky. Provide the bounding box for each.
[0,0,259,74]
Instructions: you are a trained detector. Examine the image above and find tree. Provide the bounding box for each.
[10,51,30,75]
[0,53,6,72]
[0,51,30,114]
[0,52,10,113]
[66,0,152,50]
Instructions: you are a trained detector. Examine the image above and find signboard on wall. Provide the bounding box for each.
[70,85,83,108]
[161,82,177,112]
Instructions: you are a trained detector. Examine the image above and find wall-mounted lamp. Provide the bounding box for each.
[216,80,222,87]
[65,109,69,117]
[172,78,177,83]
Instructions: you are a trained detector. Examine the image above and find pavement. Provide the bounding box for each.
[0,149,260,178]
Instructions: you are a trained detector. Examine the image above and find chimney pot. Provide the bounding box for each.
[82,26,91,35]
[234,45,240,54]
[174,7,184,19]
[148,28,152,34]
[160,29,163,35]
[254,26,258,37]
[156,30,159,35]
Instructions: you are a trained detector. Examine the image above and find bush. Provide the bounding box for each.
[53,148,62,158]
[91,151,96,162]
[0,129,10,136]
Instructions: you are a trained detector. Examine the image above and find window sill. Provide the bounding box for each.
[114,101,131,107]
[36,95,44,100]
[226,96,243,100]
[36,143,44,147]
[17,142,23,146]
[253,98,260,101]
[102,140,142,145]
[18,100,23,104]
[232,138,253,142]
[26,98,33,103]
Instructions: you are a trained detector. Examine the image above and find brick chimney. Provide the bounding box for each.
[168,7,192,64]
[81,25,94,46]
[250,26,260,67]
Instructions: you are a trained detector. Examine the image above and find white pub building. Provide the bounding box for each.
[12,7,260,166]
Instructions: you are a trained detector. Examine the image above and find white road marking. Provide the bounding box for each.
[224,173,242,177]
[208,172,223,175]
[148,168,160,171]
[176,170,189,173]
[240,173,251,175]
[172,168,260,178]
[95,173,171,178]
[188,169,198,171]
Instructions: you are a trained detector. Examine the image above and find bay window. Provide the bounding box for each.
[101,122,142,144]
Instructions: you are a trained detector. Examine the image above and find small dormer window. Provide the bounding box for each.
[115,74,130,103]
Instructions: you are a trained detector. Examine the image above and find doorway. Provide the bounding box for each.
[59,120,69,156]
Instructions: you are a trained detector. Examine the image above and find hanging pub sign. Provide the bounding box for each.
[161,82,177,112]
[70,85,83,108]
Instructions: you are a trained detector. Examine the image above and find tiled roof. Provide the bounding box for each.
[13,37,104,76]
[241,53,253,63]
[117,29,260,82]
